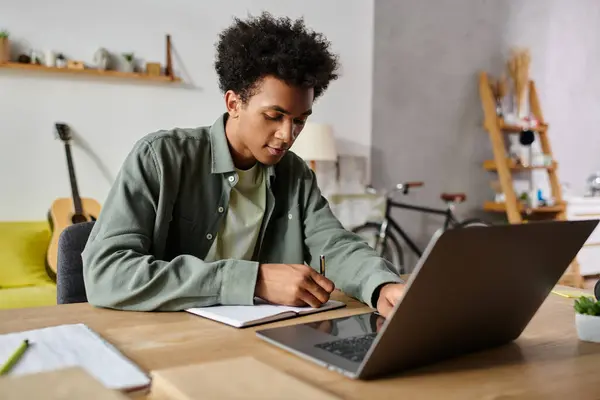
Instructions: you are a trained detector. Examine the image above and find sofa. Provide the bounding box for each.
[0,221,57,309]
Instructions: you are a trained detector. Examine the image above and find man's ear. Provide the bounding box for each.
[225,90,241,118]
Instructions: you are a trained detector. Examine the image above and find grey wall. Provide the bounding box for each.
[372,0,600,268]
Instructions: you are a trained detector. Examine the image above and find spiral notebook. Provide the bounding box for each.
[186,299,346,328]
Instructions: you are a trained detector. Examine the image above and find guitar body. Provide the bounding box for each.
[46,122,102,277]
[46,197,101,277]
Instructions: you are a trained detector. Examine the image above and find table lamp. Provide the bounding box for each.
[291,123,338,170]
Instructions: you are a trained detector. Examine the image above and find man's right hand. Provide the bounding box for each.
[254,263,335,308]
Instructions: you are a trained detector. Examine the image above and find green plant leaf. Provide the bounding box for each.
[574,296,600,316]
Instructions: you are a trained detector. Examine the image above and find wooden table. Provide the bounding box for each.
[1,288,599,399]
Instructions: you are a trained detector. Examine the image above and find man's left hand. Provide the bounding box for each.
[376,283,406,318]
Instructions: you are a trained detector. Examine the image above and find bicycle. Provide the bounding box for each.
[352,181,491,274]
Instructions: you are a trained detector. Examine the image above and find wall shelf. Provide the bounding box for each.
[483,201,565,214]
[496,119,548,133]
[0,62,182,84]
[482,159,557,172]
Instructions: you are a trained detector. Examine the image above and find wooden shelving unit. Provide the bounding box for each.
[479,71,583,288]
[479,72,566,223]
[0,62,181,83]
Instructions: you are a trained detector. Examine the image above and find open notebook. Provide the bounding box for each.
[186,299,346,328]
[0,323,150,392]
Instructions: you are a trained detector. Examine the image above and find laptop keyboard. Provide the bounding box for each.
[315,333,377,363]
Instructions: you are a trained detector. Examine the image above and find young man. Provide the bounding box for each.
[82,12,405,317]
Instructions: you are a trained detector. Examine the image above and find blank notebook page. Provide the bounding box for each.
[0,323,150,391]
[186,299,346,327]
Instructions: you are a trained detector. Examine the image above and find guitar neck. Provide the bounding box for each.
[64,142,83,215]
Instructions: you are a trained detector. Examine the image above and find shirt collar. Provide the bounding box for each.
[209,113,277,184]
[209,113,236,174]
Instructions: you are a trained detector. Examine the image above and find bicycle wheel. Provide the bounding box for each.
[452,218,492,229]
[352,222,405,274]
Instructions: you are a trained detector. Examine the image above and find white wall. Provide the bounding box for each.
[0,0,374,221]
[539,1,600,197]
[501,0,600,198]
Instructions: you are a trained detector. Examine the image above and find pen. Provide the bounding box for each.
[551,290,587,299]
[551,290,573,299]
[320,254,326,277]
[0,339,30,375]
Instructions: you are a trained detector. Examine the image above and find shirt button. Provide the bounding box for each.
[228,176,234,183]
[206,233,213,240]
[218,207,224,213]
[288,213,293,220]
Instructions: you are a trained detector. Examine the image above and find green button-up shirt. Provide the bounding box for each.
[81,113,402,311]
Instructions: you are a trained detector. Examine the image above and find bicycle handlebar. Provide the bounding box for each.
[366,181,425,197]
[402,181,424,188]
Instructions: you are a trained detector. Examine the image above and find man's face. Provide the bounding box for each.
[230,76,314,166]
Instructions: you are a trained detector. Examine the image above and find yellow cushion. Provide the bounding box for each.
[0,284,56,309]
[0,221,54,288]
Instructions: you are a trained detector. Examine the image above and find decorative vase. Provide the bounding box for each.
[120,54,135,73]
[0,38,10,63]
[575,313,600,343]
[30,50,43,65]
[122,59,135,73]
[45,50,56,67]
[94,48,110,71]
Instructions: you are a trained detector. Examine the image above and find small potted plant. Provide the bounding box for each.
[122,52,135,72]
[0,30,10,63]
[56,53,67,68]
[574,295,600,343]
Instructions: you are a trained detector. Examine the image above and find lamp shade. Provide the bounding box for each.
[291,123,337,161]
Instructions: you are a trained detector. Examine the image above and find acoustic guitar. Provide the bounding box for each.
[46,123,102,277]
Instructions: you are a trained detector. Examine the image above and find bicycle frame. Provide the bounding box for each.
[381,199,459,258]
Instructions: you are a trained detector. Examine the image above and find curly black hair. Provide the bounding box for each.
[214,12,340,103]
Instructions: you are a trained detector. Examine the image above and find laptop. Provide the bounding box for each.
[256,219,598,380]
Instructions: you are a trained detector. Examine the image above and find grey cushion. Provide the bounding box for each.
[56,221,94,304]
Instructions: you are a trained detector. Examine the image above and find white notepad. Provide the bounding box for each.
[0,323,150,392]
[186,299,346,328]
